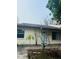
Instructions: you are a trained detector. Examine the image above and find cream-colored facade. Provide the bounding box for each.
[17,27,61,45]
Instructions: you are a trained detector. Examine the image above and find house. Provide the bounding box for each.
[17,23,61,59]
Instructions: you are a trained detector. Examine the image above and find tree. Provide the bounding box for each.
[46,0,61,24]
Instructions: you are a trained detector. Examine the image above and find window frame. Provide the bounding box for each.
[52,31,57,40]
[17,29,24,38]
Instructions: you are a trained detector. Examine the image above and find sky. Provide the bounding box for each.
[17,0,52,24]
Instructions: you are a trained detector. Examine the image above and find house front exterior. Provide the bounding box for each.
[17,23,61,47]
[17,23,61,59]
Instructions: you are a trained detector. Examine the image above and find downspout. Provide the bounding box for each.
[35,31,37,45]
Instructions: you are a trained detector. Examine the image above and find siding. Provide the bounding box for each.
[17,28,61,45]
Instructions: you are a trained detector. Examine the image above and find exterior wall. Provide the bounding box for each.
[17,28,36,44]
[17,28,61,45]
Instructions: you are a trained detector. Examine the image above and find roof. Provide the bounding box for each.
[17,23,61,30]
